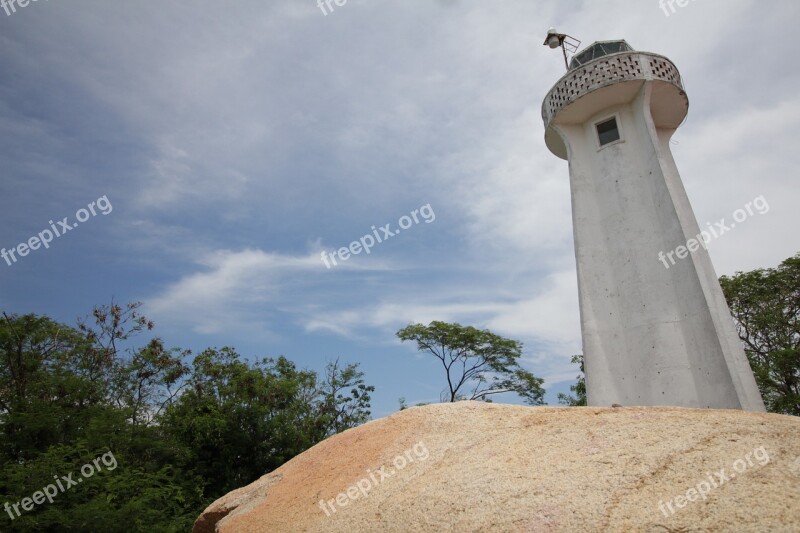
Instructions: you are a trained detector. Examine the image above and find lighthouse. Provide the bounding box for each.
[541,34,765,411]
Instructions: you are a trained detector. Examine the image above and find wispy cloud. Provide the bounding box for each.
[2,0,798,413]
[149,249,322,334]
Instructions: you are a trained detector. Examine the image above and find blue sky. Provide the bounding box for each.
[1,0,798,418]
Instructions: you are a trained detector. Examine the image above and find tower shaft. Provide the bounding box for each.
[542,43,764,410]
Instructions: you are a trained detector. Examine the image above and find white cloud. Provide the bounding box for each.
[5,0,797,413]
[148,249,323,334]
[301,269,582,375]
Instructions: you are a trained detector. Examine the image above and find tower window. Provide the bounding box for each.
[596,117,621,146]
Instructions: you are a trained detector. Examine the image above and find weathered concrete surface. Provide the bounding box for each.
[542,45,764,410]
[194,401,800,532]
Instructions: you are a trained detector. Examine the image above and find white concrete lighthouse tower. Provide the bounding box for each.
[541,36,765,411]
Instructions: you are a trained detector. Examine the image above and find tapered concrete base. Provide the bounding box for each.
[543,48,764,411]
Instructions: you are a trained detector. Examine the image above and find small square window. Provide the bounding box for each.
[596,117,620,146]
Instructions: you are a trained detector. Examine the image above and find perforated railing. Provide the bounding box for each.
[541,52,684,126]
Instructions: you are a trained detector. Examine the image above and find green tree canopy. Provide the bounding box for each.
[555,255,800,415]
[396,321,544,405]
[0,304,202,531]
[720,252,800,416]
[0,302,374,531]
[557,354,586,406]
[161,349,373,496]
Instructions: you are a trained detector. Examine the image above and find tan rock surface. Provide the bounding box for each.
[194,401,800,532]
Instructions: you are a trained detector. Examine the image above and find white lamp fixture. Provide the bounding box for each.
[542,28,581,70]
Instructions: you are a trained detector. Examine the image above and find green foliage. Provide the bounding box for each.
[161,351,373,497]
[397,397,430,410]
[316,358,374,435]
[554,256,800,413]
[557,354,586,406]
[396,321,544,405]
[0,302,374,530]
[720,253,800,416]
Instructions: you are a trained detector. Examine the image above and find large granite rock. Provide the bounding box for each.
[194,401,800,532]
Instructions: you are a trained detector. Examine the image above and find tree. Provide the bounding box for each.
[397,397,429,411]
[0,304,204,531]
[0,312,94,462]
[76,301,190,428]
[719,253,800,416]
[0,302,375,530]
[396,321,545,404]
[160,349,374,498]
[316,358,373,435]
[557,354,586,406]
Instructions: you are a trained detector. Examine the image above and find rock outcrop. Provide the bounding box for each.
[194,401,800,532]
